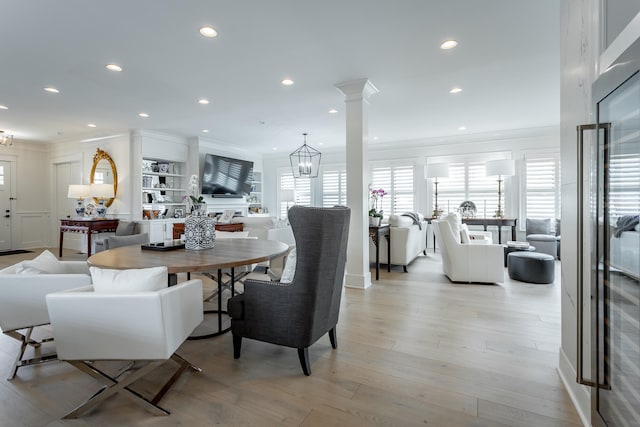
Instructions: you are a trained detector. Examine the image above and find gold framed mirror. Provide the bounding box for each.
[90,148,117,207]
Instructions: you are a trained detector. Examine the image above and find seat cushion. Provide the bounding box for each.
[90,266,168,293]
[526,234,557,242]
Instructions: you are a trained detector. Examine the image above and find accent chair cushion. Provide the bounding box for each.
[90,266,168,294]
[115,220,136,236]
[15,250,65,275]
[526,218,551,235]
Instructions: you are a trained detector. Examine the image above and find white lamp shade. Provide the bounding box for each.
[91,183,114,199]
[425,163,449,179]
[485,159,515,177]
[68,184,90,199]
[281,189,295,202]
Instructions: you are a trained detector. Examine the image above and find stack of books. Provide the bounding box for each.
[507,241,530,249]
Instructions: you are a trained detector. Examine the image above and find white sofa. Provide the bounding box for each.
[432,215,504,284]
[369,214,428,272]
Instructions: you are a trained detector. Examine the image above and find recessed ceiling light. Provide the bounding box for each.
[449,87,463,94]
[44,87,60,93]
[87,123,97,128]
[281,79,294,86]
[440,40,458,50]
[202,129,209,133]
[138,112,149,118]
[105,64,122,72]
[0,105,7,110]
[198,98,209,105]
[459,126,467,131]
[373,136,379,140]
[199,26,218,38]
[319,142,324,146]
[272,147,278,151]
[328,109,338,114]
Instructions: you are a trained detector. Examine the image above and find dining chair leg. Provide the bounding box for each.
[297,348,311,376]
[328,328,337,349]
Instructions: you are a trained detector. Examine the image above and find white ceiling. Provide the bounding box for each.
[0,0,560,154]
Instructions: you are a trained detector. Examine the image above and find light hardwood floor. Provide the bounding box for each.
[0,248,581,426]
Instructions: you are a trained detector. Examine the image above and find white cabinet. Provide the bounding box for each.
[142,158,187,218]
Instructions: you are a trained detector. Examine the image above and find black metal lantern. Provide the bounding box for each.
[289,133,321,178]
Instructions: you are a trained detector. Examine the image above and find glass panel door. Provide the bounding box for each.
[594,72,640,426]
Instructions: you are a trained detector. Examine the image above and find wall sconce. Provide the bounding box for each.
[0,131,13,147]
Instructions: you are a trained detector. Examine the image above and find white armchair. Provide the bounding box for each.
[45,277,203,418]
[0,252,92,380]
[433,219,504,283]
[369,214,428,272]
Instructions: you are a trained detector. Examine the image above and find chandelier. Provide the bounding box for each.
[289,133,321,178]
[0,131,13,147]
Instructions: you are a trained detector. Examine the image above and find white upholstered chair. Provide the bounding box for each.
[0,251,92,379]
[432,218,504,283]
[368,213,428,272]
[45,269,203,419]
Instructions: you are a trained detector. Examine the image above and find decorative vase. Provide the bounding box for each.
[369,216,381,227]
[185,207,215,250]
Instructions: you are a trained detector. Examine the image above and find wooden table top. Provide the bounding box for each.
[87,239,289,274]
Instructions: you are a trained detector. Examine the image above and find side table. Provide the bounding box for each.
[59,218,120,258]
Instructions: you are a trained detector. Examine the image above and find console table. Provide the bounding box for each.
[369,225,390,280]
[59,218,120,257]
[462,217,517,244]
[172,222,243,239]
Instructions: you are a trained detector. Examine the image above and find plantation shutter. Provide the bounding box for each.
[370,164,415,215]
[609,152,640,217]
[322,169,347,207]
[525,155,560,219]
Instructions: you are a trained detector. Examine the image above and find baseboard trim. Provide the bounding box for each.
[557,347,591,427]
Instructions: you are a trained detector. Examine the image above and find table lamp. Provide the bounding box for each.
[281,189,295,218]
[67,184,91,217]
[425,163,449,218]
[91,183,114,218]
[485,159,515,218]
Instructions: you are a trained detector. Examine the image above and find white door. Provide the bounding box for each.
[0,161,13,250]
[56,162,84,252]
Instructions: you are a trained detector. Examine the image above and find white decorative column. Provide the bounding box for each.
[335,78,379,289]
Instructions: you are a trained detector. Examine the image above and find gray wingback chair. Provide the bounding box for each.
[227,205,351,376]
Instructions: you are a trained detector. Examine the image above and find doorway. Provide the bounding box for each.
[0,160,13,251]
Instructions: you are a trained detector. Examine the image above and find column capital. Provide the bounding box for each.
[335,78,379,101]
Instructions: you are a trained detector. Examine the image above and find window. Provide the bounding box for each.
[524,153,561,220]
[278,171,311,218]
[322,168,347,207]
[370,164,415,215]
[434,160,499,217]
[0,165,4,186]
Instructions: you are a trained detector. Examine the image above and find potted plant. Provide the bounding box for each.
[369,187,387,226]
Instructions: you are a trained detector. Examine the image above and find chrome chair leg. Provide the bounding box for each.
[5,328,58,380]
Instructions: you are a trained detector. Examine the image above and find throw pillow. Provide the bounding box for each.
[90,266,168,293]
[280,249,297,284]
[115,221,136,236]
[441,212,462,243]
[15,250,65,274]
[460,224,470,244]
[526,218,551,235]
[388,215,413,227]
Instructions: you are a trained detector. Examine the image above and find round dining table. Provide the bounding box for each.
[88,239,289,338]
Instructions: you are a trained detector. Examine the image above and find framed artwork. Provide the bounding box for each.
[174,208,184,218]
[219,209,235,224]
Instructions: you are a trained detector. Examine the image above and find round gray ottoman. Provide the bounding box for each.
[507,251,555,284]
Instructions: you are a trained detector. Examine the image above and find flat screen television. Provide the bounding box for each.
[201,153,253,197]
